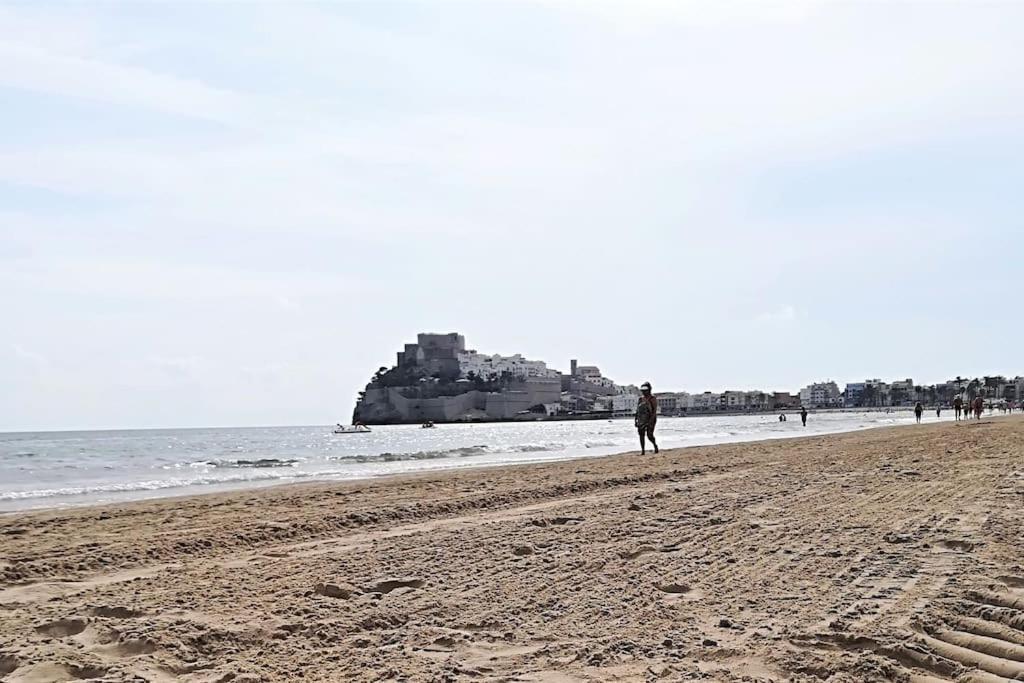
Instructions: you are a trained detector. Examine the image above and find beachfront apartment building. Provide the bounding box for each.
[611,392,640,415]
[656,392,691,416]
[773,392,798,408]
[689,392,723,412]
[723,391,747,409]
[843,380,891,407]
[1011,377,1024,402]
[799,381,843,408]
[844,383,866,407]
[889,379,916,406]
[965,376,1024,403]
[745,391,774,411]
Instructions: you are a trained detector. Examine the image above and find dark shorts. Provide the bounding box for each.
[637,423,656,437]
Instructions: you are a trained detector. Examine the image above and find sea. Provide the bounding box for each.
[0,411,955,511]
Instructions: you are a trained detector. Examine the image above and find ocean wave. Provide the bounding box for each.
[204,458,300,469]
[328,445,489,463]
[508,443,562,453]
[0,469,311,501]
[326,443,565,464]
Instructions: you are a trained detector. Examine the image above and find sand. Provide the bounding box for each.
[1,418,1023,682]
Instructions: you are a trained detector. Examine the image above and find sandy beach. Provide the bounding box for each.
[1,418,1023,682]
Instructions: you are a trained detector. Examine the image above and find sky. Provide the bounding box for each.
[2,1,1023,431]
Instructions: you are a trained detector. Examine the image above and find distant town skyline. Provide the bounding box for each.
[3,3,1024,431]
[346,332,1024,424]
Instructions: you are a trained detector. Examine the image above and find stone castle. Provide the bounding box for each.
[352,333,563,424]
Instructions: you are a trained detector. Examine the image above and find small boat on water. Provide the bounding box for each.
[421,421,436,429]
[333,424,371,434]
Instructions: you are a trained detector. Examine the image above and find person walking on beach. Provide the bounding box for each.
[974,396,984,419]
[635,382,659,455]
[936,405,942,419]
[953,396,963,421]
[800,406,808,427]
[914,402,924,424]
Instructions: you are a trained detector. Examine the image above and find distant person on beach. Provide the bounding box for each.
[635,382,659,455]
[974,397,984,419]
[800,407,808,426]
[914,402,924,423]
[936,405,941,419]
[953,396,963,421]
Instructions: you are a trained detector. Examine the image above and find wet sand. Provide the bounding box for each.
[1,417,1023,682]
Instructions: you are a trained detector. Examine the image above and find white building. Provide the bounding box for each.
[457,350,559,379]
[1013,377,1024,402]
[690,392,722,411]
[889,378,916,405]
[723,391,746,409]
[581,375,618,390]
[745,391,772,410]
[655,392,690,415]
[799,381,843,408]
[611,392,640,413]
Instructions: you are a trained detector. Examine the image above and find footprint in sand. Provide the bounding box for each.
[104,639,158,657]
[314,582,360,600]
[369,577,424,594]
[68,663,109,680]
[653,581,705,602]
[91,605,145,619]
[619,546,656,560]
[996,575,1024,588]
[0,654,19,676]
[9,662,109,681]
[35,618,87,638]
[934,539,977,552]
[531,516,584,527]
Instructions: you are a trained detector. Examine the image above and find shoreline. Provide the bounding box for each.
[0,405,935,436]
[0,410,975,514]
[0,415,1010,522]
[0,421,857,517]
[1,417,1022,681]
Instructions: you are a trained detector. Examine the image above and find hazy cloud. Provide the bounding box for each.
[1,2,1022,430]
